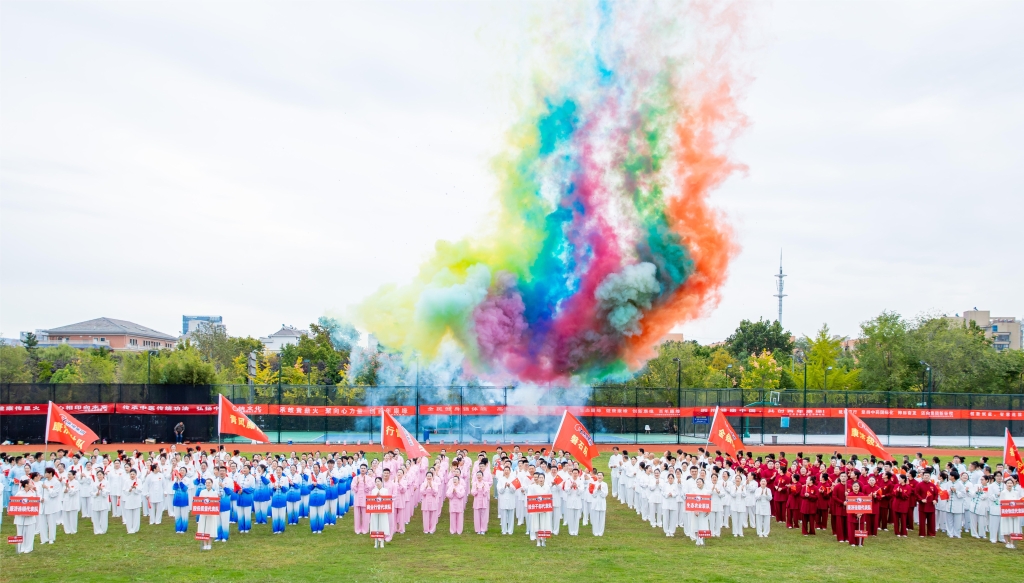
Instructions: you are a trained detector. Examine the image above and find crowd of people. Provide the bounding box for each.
[1,445,1020,554]
[608,447,1023,548]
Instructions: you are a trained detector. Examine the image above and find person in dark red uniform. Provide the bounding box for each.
[877,471,894,531]
[846,481,867,547]
[891,474,911,537]
[799,475,818,536]
[831,472,848,542]
[773,471,789,523]
[916,469,938,537]
[816,474,831,530]
[786,474,802,529]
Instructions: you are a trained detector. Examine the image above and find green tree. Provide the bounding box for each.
[160,345,216,385]
[803,324,860,390]
[0,345,32,382]
[740,350,782,389]
[907,317,1001,393]
[80,352,116,383]
[50,363,83,383]
[725,319,794,361]
[856,311,913,391]
[21,332,40,380]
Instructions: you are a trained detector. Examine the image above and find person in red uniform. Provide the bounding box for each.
[816,474,831,530]
[786,474,802,529]
[831,472,848,542]
[799,475,819,536]
[916,469,938,537]
[865,475,881,536]
[877,471,893,531]
[773,470,789,524]
[891,474,911,537]
[845,481,867,547]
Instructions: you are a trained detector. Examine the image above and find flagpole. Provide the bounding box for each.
[553,410,568,452]
[44,401,52,459]
[217,394,223,448]
[704,406,718,452]
[844,407,849,457]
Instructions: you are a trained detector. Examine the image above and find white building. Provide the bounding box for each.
[260,325,308,352]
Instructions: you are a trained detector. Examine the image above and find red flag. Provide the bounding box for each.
[510,477,522,489]
[552,410,598,471]
[1005,429,1024,475]
[380,411,428,458]
[707,406,743,458]
[217,395,269,443]
[45,401,98,451]
[844,409,894,462]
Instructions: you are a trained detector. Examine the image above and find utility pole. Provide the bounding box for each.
[774,250,787,325]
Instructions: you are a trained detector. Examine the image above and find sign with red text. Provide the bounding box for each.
[7,496,40,516]
[366,496,393,514]
[526,495,553,513]
[846,496,873,513]
[685,494,712,513]
[1001,500,1024,517]
[191,496,221,515]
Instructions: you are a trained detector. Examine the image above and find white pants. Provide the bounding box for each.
[40,513,59,543]
[500,508,515,534]
[948,513,962,537]
[16,523,35,553]
[663,508,677,536]
[515,498,526,524]
[732,510,744,536]
[125,508,141,534]
[565,508,580,535]
[710,510,724,536]
[970,512,984,538]
[111,496,122,517]
[63,510,79,534]
[149,500,163,524]
[747,506,755,528]
[756,513,771,536]
[650,502,662,527]
[591,510,606,536]
[92,510,108,534]
[582,500,590,525]
[989,514,1001,543]
[611,476,618,497]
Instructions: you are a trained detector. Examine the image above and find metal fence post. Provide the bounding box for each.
[277,385,283,445]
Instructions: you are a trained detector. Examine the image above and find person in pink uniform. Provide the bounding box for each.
[420,471,442,534]
[392,468,407,535]
[447,474,468,535]
[471,470,491,534]
[381,468,397,542]
[352,464,373,535]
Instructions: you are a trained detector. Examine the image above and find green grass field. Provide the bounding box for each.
[2,452,1019,583]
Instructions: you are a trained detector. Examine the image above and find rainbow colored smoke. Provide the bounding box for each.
[357,1,747,384]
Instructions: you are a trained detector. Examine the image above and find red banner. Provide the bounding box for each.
[218,395,269,443]
[846,409,895,462]
[552,410,598,471]
[527,494,553,513]
[708,407,743,457]
[6,402,1024,420]
[370,531,386,539]
[846,495,873,513]
[535,529,551,539]
[367,495,393,514]
[195,533,211,541]
[46,401,99,451]
[1005,430,1024,476]
[7,496,41,516]
[854,529,868,538]
[191,496,221,515]
[381,411,429,458]
[685,494,712,512]
[697,529,712,538]
[8,536,24,544]
[1001,500,1024,517]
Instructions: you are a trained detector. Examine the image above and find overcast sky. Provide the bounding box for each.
[2,1,1021,345]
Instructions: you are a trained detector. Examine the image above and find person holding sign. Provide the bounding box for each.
[527,471,553,547]
[845,481,868,547]
[369,476,391,548]
[692,477,711,546]
[122,469,143,534]
[11,478,39,554]
[196,479,219,551]
[999,475,1021,548]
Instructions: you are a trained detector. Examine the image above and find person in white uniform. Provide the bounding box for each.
[90,469,111,534]
[13,478,38,554]
[62,470,81,534]
[40,468,62,544]
[496,466,518,535]
[122,469,144,534]
[590,472,608,537]
[526,471,553,547]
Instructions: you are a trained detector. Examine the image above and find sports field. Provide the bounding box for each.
[1,451,1018,583]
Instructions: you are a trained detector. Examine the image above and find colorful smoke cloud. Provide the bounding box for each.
[356,1,749,384]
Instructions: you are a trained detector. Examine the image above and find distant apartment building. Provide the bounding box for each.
[38,317,177,351]
[947,310,1022,351]
[182,315,223,336]
[259,325,308,352]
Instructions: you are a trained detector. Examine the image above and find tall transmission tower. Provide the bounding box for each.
[774,251,786,325]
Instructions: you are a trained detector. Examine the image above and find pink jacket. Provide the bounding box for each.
[420,481,442,512]
[471,480,490,509]
[447,482,467,514]
[352,474,373,506]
